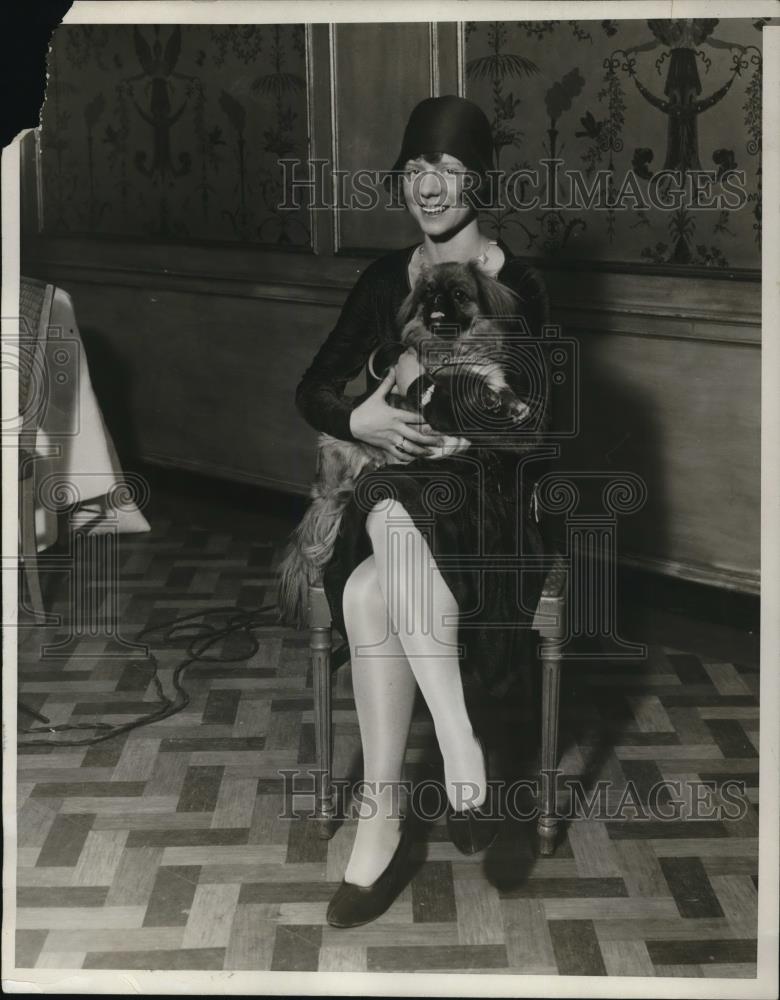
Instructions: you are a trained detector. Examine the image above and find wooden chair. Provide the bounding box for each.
[307,555,568,855]
[18,278,55,621]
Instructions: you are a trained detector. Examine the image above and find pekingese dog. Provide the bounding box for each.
[277,259,533,626]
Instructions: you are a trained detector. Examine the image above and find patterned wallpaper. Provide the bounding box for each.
[465,18,765,270]
[39,24,310,246]
[36,20,766,270]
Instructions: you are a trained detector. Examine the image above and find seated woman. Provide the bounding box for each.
[295,95,551,928]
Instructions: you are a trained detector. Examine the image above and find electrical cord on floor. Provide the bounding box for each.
[17,603,282,747]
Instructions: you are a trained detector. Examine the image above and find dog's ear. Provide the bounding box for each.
[396,267,429,328]
[396,288,420,329]
[472,265,522,321]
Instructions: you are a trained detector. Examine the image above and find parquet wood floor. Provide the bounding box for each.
[14,474,760,976]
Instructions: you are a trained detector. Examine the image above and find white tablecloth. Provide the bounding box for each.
[32,287,151,551]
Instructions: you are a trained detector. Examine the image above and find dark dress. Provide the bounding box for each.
[295,240,552,698]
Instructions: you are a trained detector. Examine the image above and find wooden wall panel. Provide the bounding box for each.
[45,278,337,493]
[542,268,760,592]
[555,328,759,591]
[333,22,433,253]
[22,254,760,592]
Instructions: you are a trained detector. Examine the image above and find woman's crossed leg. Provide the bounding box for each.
[342,499,486,886]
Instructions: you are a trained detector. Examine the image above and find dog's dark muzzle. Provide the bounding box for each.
[426,294,454,332]
[425,313,459,338]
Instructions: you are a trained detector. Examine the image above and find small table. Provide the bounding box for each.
[30,287,150,551]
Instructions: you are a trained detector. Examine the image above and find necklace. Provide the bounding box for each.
[416,238,496,268]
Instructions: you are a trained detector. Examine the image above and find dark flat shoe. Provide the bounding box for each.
[326,826,413,929]
[446,737,501,855]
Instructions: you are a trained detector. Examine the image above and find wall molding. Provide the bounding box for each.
[304,24,322,256]
[456,20,465,96]
[23,238,761,345]
[142,451,310,498]
[429,22,440,96]
[618,550,760,596]
[328,22,341,256]
[557,307,760,347]
[20,262,349,307]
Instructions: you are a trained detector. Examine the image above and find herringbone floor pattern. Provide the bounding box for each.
[15,477,760,976]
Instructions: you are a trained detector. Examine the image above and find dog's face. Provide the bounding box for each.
[415,262,484,339]
[398,260,519,346]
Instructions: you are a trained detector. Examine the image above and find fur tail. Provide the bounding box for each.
[276,543,313,630]
[276,484,356,628]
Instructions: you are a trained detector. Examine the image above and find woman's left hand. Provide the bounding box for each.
[395,347,471,458]
[395,347,426,395]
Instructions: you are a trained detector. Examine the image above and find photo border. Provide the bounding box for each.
[2,2,778,996]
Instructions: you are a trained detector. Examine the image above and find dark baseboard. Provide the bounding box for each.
[132,457,309,525]
[616,563,759,634]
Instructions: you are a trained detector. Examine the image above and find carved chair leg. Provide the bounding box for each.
[537,635,562,856]
[310,622,335,839]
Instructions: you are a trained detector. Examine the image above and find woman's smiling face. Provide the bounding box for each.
[402,153,477,237]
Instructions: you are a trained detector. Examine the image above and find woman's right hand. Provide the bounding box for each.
[349,368,443,464]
